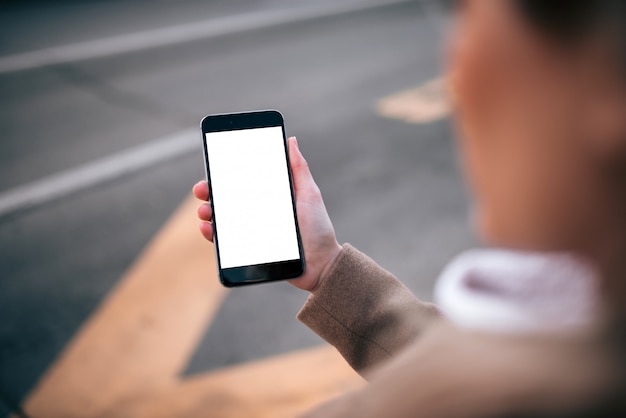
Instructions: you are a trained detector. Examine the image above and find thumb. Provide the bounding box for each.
[288,137,317,195]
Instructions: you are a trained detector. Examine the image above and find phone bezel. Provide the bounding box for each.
[200,110,305,287]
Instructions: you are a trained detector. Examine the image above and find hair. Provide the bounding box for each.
[515,0,626,80]
[516,0,626,42]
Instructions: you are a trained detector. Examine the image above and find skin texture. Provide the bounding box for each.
[196,0,626,310]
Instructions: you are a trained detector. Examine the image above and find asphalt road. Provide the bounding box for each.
[0,0,475,414]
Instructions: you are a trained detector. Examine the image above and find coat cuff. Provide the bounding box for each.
[297,244,438,372]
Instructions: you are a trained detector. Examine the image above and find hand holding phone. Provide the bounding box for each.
[197,111,341,290]
[200,110,341,288]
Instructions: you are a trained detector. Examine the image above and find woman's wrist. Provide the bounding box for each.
[309,242,343,294]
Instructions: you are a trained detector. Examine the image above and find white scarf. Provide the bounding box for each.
[434,250,599,334]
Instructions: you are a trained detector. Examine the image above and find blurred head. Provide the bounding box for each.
[449,1,626,268]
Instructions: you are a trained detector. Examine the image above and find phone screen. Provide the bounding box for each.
[204,125,301,271]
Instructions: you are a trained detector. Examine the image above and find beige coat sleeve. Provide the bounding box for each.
[297,244,441,374]
[300,324,619,418]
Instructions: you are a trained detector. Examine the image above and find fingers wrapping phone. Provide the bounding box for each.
[197,203,212,222]
[193,180,210,201]
[199,222,214,243]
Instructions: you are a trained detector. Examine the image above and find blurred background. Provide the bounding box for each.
[0,0,474,416]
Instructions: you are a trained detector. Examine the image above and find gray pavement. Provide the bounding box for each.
[0,0,474,414]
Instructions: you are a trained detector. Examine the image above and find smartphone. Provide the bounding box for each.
[200,110,305,287]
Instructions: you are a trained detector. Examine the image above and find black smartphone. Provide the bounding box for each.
[200,110,305,287]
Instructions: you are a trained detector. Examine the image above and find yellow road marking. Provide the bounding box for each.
[23,195,227,417]
[21,195,360,418]
[120,346,362,418]
[377,77,451,124]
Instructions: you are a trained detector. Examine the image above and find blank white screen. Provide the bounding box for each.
[205,126,300,269]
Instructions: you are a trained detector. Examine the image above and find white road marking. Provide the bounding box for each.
[0,0,415,217]
[0,0,411,74]
[0,129,198,217]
